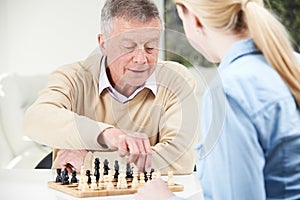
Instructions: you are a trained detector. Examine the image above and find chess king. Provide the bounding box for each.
[24,0,200,175]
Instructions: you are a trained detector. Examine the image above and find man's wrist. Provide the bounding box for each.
[97,128,112,148]
[97,127,121,149]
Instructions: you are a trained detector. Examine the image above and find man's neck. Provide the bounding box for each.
[105,67,138,97]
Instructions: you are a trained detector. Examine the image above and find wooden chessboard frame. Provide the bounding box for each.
[48,180,184,198]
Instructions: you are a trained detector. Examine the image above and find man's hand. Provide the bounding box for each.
[55,149,88,173]
[134,178,175,200]
[98,128,152,172]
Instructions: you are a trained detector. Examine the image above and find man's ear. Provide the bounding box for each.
[98,34,106,54]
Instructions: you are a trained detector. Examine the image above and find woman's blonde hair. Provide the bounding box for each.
[174,0,300,107]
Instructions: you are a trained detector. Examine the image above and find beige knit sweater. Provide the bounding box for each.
[24,54,201,174]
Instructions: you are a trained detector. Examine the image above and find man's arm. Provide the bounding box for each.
[23,63,114,150]
[150,62,201,174]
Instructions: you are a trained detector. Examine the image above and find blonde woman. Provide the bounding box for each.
[135,0,300,199]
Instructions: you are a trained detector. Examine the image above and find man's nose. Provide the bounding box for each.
[133,49,147,65]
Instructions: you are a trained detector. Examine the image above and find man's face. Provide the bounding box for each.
[99,18,161,89]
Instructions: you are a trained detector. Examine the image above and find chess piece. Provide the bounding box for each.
[82,176,90,191]
[139,172,145,186]
[167,171,175,186]
[55,168,62,183]
[149,168,155,180]
[151,172,157,180]
[106,170,114,190]
[114,160,119,179]
[131,171,139,189]
[78,166,85,190]
[90,176,97,190]
[62,168,69,185]
[71,169,78,183]
[94,158,100,182]
[143,171,148,182]
[126,163,133,179]
[117,170,127,189]
[85,170,91,184]
[103,174,109,188]
[103,159,110,175]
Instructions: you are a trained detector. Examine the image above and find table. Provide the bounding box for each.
[0,169,203,200]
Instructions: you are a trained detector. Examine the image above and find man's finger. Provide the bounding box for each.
[118,135,129,157]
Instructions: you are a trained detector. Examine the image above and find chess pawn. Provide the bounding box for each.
[86,170,91,184]
[117,170,127,189]
[82,176,90,191]
[90,176,97,190]
[139,173,145,186]
[131,171,139,189]
[71,170,78,184]
[167,171,175,186]
[106,171,114,190]
[103,174,109,188]
[98,170,104,190]
[151,172,157,180]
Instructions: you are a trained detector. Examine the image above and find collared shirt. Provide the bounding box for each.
[98,57,157,103]
[197,39,300,200]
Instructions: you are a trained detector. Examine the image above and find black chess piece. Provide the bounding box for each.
[149,168,155,180]
[94,158,100,182]
[103,159,110,175]
[55,168,62,183]
[126,163,133,179]
[71,169,78,183]
[144,171,148,182]
[86,170,91,184]
[62,168,69,185]
[114,160,119,179]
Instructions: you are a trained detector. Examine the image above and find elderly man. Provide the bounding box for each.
[24,0,200,174]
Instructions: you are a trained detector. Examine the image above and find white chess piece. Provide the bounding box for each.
[117,170,128,189]
[167,171,175,186]
[151,172,157,180]
[90,176,97,190]
[78,166,85,190]
[82,176,90,191]
[106,170,114,190]
[131,171,139,189]
[139,173,145,186]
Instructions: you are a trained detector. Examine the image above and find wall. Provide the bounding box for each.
[0,0,164,76]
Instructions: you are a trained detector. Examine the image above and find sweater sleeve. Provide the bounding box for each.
[151,62,201,175]
[23,64,113,150]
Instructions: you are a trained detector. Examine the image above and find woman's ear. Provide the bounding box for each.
[176,4,203,32]
[176,4,185,20]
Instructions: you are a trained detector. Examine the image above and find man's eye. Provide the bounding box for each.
[145,47,155,53]
[124,46,135,52]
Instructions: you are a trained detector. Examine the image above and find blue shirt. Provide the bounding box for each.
[195,39,300,200]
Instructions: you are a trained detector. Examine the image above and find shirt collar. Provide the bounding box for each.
[219,38,261,71]
[98,56,157,103]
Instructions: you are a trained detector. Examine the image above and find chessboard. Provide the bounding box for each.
[48,178,184,198]
[48,158,184,198]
